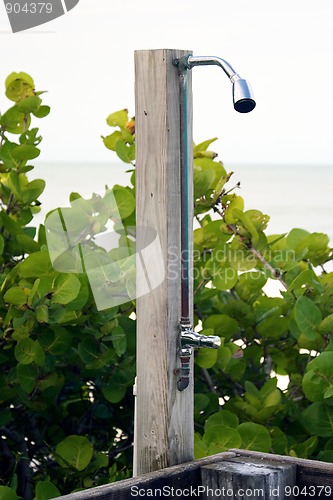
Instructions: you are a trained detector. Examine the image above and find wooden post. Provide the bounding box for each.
[135,49,194,475]
[201,457,297,500]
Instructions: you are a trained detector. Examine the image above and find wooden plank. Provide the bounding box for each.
[55,452,237,500]
[231,449,333,491]
[55,449,333,499]
[134,48,194,475]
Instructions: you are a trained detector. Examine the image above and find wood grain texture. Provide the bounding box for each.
[201,457,296,499]
[56,450,333,499]
[231,449,333,490]
[134,49,194,475]
[56,452,237,500]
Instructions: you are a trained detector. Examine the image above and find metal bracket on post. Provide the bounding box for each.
[177,320,221,391]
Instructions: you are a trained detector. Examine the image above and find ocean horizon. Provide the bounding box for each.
[32,161,333,242]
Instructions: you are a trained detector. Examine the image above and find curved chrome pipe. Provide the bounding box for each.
[187,55,237,79]
[176,55,256,114]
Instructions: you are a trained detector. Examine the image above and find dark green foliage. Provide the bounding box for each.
[1,74,333,498]
[0,75,135,499]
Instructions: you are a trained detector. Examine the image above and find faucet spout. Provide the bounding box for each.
[180,328,221,350]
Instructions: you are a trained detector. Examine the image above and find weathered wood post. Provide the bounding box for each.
[134,49,194,475]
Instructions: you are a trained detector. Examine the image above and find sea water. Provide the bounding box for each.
[33,161,333,241]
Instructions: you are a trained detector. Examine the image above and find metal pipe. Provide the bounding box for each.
[177,54,256,114]
[187,55,237,79]
[178,63,191,323]
[175,53,256,323]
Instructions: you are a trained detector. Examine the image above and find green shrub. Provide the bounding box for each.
[1,73,333,497]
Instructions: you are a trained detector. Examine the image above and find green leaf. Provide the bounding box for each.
[16,234,40,253]
[5,72,35,102]
[194,393,210,420]
[106,109,128,128]
[193,165,215,198]
[4,286,28,306]
[303,352,333,402]
[319,315,333,335]
[35,481,61,500]
[0,106,29,134]
[288,269,315,294]
[16,363,37,393]
[17,95,42,113]
[102,384,127,404]
[20,251,52,278]
[36,305,49,323]
[112,185,135,219]
[291,435,318,459]
[21,179,45,204]
[14,338,36,365]
[15,338,44,366]
[102,131,123,151]
[78,337,104,368]
[212,266,238,291]
[115,140,135,163]
[194,158,226,188]
[39,327,72,355]
[237,271,267,294]
[194,433,208,459]
[302,402,333,437]
[205,410,239,431]
[52,274,81,305]
[317,450,333,462]
[0,486,18,500]
[270,427,288,455]
[238,422,271,452]
[234,209,259,244]
[325,387,333,399]
[33,105,50,118]
[204,314,239,338]
[12,144,40,161]
[295,296,322,339]
[111,326,127,356]
[56,435,93,471]
[194,220,231,247]
[257,316,289,339]
[194,137,218,152]
[195,348,218,369]
[203,425,241,451]
[286,228,309,249]
[225,196,244,224]
[298,233,330,260]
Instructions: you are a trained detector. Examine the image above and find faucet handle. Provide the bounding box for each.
[177,324,221,391]
[180,329,221,349]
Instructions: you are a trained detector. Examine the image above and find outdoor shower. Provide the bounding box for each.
[173,54,256,391]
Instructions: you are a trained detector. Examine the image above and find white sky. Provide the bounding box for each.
[0,0,333,165]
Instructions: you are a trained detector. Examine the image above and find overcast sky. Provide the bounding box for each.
[0,0,333,166]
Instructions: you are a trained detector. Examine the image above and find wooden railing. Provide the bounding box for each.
[57,449,333,499]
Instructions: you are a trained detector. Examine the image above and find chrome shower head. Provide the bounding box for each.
[232,77,256,113]
[181,55,256,114]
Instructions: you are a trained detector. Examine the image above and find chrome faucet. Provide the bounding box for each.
[177,320,221,391]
